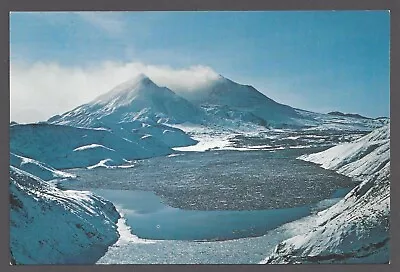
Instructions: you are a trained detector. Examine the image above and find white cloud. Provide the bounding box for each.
[10,61,220,123]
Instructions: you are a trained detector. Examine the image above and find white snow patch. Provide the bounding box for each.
[288,145,312,149]
[167,153,184,158]
[87,159,114,170]
[172,135,232,152]
[246,145,273,149]
[117,164,136,169]
[140,134,152,140]
[73,144,115,152]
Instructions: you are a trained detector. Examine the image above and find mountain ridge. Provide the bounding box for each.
[45,73,387,132]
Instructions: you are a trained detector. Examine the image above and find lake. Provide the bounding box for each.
[60,148,355,264]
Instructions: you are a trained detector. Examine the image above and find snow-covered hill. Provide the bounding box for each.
[295,109,388,132]
[10,123,173,169]
[10,153,75,181]
[10,166,120,264]
[298,124,390,178]
[263,124,390,264]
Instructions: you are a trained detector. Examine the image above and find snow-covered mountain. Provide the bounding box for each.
[263,124,390,264]
[171,74,386,131]
[47,73,386,134]
[173,74,301,127]
[48,74,204,126]
[10,166,120,264]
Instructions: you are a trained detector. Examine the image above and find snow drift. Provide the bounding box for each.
[263,124,390,264]
[10,166,120,264]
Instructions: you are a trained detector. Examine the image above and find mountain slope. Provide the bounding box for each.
[172,75,387,131]
[91,74,205,124]
[10,153,76,181]
[173,75,301,127]
[327,111,372,120]
[263,124,390,264]
[47,74,204,126]
[298,124,390,178]
[10,123,173,169]
[10,166,120,264]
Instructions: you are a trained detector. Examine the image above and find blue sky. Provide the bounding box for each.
[10,11,390,119]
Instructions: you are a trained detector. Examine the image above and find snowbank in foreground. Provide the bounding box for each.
[263,124,390,264]
[10,166,120,264]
